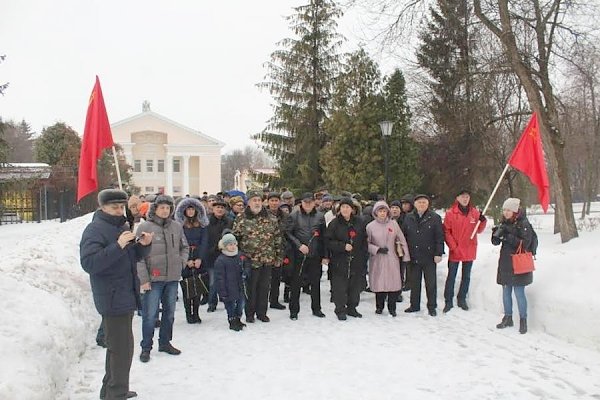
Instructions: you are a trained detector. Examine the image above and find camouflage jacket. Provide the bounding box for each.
[233,206,283,268]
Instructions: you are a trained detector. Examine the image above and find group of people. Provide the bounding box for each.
[80,186,536,400]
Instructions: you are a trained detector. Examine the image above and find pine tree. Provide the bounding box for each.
[255,0,344,192]
[416,0,488,204]
[1,119,35,162]
[35,122,81,166]
[321,51,419,199]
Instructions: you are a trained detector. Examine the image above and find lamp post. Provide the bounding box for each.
[379,120,394,201]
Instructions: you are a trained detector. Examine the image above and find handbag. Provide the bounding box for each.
[180,274,209,299]
[512,241,535,275]
[395,242,404,258]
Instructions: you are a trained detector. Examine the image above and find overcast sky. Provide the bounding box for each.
[1,1,405,153]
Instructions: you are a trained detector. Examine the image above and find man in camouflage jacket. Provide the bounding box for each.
[233,190,283,323]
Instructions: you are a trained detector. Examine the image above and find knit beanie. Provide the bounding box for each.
[502,198,521,213]
[219,233,238,249]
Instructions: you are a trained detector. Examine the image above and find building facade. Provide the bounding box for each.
[111,104,224,196]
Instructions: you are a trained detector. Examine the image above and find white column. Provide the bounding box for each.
[182,155,190,196]
[198,156,203,194]
[166,153,174,195]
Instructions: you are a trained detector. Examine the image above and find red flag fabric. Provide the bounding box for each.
[77,76,114,202]
[507,112,550,213]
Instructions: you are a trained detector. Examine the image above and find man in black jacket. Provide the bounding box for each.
[80,189,153,400]
[285,192,328,320]
[205,199,233,311]
[402,194,445,316]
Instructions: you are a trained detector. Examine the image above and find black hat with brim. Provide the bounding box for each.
[413,194,431,202]
[300,192,314,201]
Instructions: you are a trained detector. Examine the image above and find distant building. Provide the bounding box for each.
[234,168,277,192]
[111,103,224,196]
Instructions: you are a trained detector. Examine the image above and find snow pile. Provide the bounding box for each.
[0,215,97,400]
[1,207,599,399]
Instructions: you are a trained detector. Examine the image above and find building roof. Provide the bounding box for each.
[111,109,225,148]
[0,163,52,181]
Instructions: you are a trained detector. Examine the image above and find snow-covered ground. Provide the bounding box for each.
[1,207,600,400]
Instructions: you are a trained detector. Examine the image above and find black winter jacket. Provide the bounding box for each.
[491,210,534,286]
[206,214,233,268]
[285,207,326,258]
[402,209,445,265]
[214,252,251,302]
[324,214,368,276]
[80,210,151,316]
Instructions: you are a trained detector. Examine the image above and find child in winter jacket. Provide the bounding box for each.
[214,233,250,331]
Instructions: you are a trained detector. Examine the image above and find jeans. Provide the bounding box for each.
[444,261,473,305]
[140,281,178,351]
[207,268,218,307]
[224,299,245,321]
[502,285,527,318]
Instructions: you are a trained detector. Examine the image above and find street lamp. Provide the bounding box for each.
[379,120,394,201]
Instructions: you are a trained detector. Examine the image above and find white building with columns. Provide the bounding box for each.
[111,103,224,196]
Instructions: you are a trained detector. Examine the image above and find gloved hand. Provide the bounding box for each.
[377,247,389,255]
[478,211,487,222]
[492,225,505,240]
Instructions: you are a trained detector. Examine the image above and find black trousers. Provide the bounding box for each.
[269,266,283,305]
[183,297,200,317]
[409,261,437,310]
[375,292,400,312]
[331,266,365,315]
[245,265,272,319]
[289,255,322,315]
[100,312,134,400]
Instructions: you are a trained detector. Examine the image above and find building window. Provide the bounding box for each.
[173,159,180,173]
[133,160,141,172]
[173,186,181,193]
[146,160,154,172]
[144,186,154,193]
[157,159,164,172]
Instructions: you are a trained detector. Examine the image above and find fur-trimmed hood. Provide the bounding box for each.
[174,197,209,228]
[147,195,175,223]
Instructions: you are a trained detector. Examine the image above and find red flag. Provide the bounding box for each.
[507,112,550,213]
[77,76,114,202]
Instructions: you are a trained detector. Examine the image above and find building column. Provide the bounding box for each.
[197,155,203,194]
[166,153,174,195]
[182,155,190,196]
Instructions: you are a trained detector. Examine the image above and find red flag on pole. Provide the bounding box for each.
[77,76,114,202]
[507,112,550,213]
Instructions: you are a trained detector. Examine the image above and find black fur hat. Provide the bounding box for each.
[98,189,128,206]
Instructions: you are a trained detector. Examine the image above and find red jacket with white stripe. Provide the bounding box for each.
[443,202,487,262]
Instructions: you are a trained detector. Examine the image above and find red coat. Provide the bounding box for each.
[443,202,487,262]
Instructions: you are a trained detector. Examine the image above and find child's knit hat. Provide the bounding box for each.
[218,233,238,249]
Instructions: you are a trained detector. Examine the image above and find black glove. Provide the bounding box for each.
[377,247,389,255]
[492,225,505,240]
[478,211,487,222]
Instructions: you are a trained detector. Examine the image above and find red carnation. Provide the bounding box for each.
[283,257,290,265]
[313,230,320,237]
[240,255,246,261]
[388,227,393,233]
[349,229,357,239]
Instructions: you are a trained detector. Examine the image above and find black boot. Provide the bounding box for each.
[457,299,469,311]
[192,299,202,323]
[519,318,527,334]
[229,319,242,331]
[496,315,514,329]
[237,318,247,329]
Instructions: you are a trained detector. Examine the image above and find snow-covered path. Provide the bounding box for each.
[61,281,600,400]
[2,214,600,400]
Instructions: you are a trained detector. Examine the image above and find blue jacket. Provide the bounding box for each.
[80,210,151,316]
[214,252,250,302]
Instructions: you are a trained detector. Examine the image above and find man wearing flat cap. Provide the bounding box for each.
[80,189,154,400]
[233,190,283,323]
[285,192,328,320]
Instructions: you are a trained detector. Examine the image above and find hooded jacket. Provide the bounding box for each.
[136,201,189,285]
[175,198,209,264]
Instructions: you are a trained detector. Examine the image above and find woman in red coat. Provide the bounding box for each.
[442,189,487,312]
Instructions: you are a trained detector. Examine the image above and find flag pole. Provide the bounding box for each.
[470,163,510,239]
[111,145,123,190]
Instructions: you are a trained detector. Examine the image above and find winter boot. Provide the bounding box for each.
[519,318,527,334]
[237,318,247,329]
[229,319,242,331]
[139,350,150,363]
[192,300,202,323]
[347,308,363,318]
[443,303,453,313]
[496,315,514,329]
[457,299,469,311]
[158,343,181,355]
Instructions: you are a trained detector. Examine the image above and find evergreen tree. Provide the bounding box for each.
[0,118,8,164]
[2,119,35,162]
[321,52,420,199]
[255,0,343,192]
[416,0,488,204]
[35,122,81,166]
